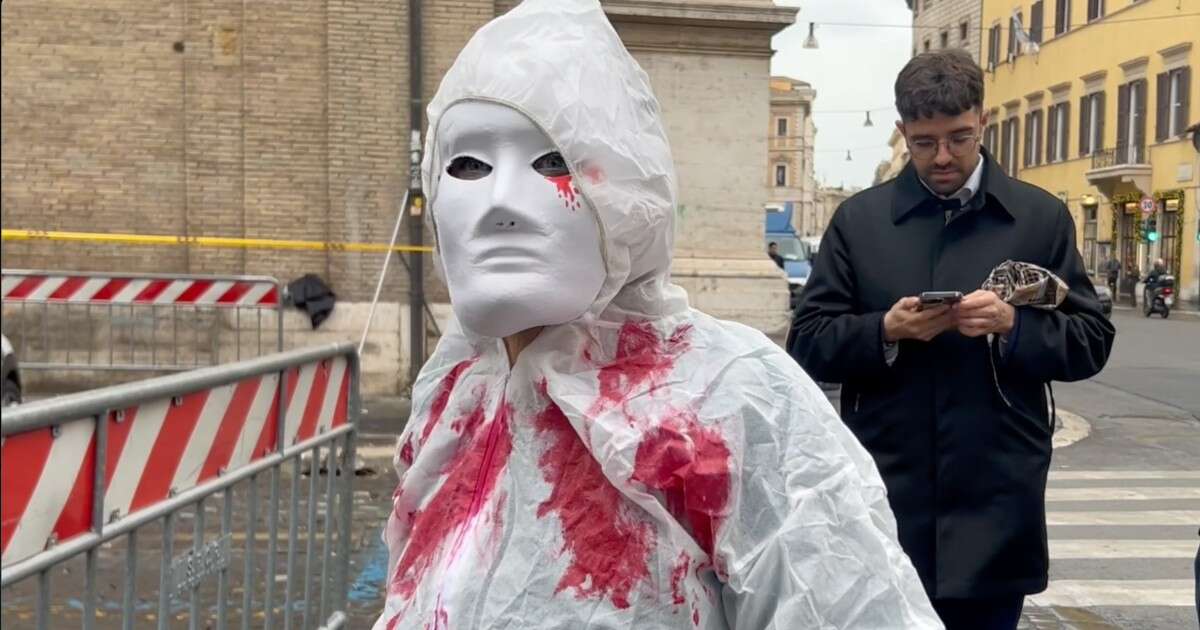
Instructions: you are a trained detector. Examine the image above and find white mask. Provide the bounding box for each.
[433,101,607,339]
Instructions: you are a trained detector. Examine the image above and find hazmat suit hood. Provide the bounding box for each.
[381,1,942,628]
[421,0,684,330]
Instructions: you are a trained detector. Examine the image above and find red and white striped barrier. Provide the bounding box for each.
[0,272,279,307]
[0,354,351,568]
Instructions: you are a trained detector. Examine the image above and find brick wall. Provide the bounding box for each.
[0,0,500,302]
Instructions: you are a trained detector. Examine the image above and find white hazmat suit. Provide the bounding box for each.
[377,1,942,628]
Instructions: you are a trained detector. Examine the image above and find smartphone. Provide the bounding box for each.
[918,291,963,309]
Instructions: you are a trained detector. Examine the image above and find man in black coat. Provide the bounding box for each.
[788,50,1115,630]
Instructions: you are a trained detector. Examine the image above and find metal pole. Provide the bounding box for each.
[408,0,426,387]
[358,190,409,356]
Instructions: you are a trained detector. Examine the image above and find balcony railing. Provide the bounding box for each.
[1091,143,1147,169]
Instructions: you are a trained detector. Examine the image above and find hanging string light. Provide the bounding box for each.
[863,111,874,127]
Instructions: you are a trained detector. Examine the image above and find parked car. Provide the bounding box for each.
[1094,284,1113,318]
[2,334,21,407]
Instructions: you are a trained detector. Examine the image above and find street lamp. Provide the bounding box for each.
[803,23,818,49]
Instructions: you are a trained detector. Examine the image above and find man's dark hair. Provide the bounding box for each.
[894,49,984,122]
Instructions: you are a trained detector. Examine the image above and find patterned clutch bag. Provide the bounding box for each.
[981,260,1068,310]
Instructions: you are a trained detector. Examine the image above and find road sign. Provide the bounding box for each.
[1139,196,1155,215]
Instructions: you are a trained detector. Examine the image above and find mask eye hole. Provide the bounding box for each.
[446,156,493,180]
[532,152,569,178]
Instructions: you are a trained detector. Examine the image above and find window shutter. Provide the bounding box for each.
[1001,120,1011,174]
[1023,113,1032,167]
[1032,110,1041,164]
[1012,117,1021,175]
[1047,105,1057,162]
[1079,95,1091,156]
[1031,2,1044,44]
[1095,91,1106,151]
[1117,83,1130,154]
[1134,79,1147,160]
[1007,18,1016,60]
[1156,72,1170,142]
[1179,67,1192,133]
[1061,101,1071,161]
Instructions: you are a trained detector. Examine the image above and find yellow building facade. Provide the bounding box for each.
[979,0,1199,306]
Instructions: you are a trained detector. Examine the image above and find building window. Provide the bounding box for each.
[775,164,787,187]
[1024,108,1044,168]
[1161,205,1181,278]
[1156,66,1192,140]
[1047,101,1070,163]
[1007,13,1019,61]
[960,21,969,42]
[777,117,788,137]
[940,31,949,49]
[1030,1,1044,44]
[924,38,931,52]
[1083,205,1098,274]
[1079,91,1105,156]
[983,122,1000,155]
[1087,0,1105,22]
[1054,0,1070,36]
[987,24,1001,70]
[1001,116,1020,176]
[1117,79,1147,164]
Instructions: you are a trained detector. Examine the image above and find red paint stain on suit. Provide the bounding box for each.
[533,386,654,609]
[632,409,731,561]
[588,322,693,416]
[421,358,478,446]
[669,550,690,606]
[389,400,513,599]
[399,436,415,467]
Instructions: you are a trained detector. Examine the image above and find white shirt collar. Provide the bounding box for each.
[920,154,984,205]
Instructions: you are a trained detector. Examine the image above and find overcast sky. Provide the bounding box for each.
[771,0,914,190]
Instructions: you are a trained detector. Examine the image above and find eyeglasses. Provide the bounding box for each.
[907,133,980,160]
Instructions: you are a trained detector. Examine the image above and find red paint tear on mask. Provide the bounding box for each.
[390,401,513,599]
[588,322,693,416]
[546,174,581,210]
[693,607,700,626]
[631,409,731,560]
[533,389,654,609]
[421,358,478,446]
[669,550,690,606]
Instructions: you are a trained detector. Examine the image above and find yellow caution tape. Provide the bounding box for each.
[1,229,435,254]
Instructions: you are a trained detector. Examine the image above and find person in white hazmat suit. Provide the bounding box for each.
[377,1,941,628]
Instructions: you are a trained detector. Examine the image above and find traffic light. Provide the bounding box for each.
[1145,216,1159,243]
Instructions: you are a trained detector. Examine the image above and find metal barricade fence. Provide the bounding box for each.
[1,343,360,630]
[0,269,286,373]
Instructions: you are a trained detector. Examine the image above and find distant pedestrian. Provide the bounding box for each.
[788,49,1115,630]
[767,241,785,269]
[1103,256,1121,297]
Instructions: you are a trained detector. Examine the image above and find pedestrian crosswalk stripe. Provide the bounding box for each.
[1028,580,1195,608]
[1046,510,1200,525]
[1048,470,1200,481]
[1049,540,1199,560]
[1045,486,1200,501]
